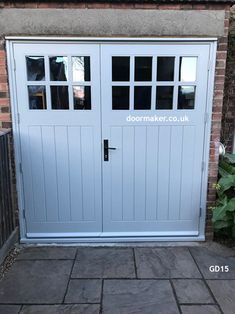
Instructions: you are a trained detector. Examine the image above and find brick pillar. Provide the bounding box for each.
[0,40,11,129]
[221,6,235,153]
[205,8,231,240]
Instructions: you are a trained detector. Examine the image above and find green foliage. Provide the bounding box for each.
[224,153,235,164]
[212,153,235,238]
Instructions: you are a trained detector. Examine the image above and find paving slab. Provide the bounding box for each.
[135,247,201,278]
[20,304,100,314]
[172,279,214,304]
[17,246,77,260]
[207,280,235,314]
[180,305,221,314]
[103,279,179,314]
[0,260,73,304]
[190,247,235,279]
[0,305,21,314]
[64,279,102,303]
[72,248,135,278]
[202,242,235,258]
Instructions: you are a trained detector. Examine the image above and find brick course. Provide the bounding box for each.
[0,1,232,240]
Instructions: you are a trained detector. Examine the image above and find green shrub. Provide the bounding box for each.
[212,153,235,238]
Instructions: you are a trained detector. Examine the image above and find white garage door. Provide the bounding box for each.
[12,41,211,239]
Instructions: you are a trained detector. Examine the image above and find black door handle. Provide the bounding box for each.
[104,139,116,161]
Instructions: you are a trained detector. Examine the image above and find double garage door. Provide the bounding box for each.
[13,41,211,239]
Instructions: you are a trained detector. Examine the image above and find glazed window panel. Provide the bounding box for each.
[72,57,91,82]
[49,56,68,81]
[112,86,130,110]
[26,57,45,81]
[156,86,174,110]
[178,86,196,110]
[134,86,151,110]
[73,86,91,110]
[112,57,130,82]
[135,57,152,82]
[157,57,175,82]
[28,85,47,110]
[179,57,197,82]
[51,86,69,110]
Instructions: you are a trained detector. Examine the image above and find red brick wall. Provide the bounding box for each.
[221,8,235,153]
[206,36,229,239]
[0,40,10,129]
[0,2,231,240]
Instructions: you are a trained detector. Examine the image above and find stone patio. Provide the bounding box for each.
[0,243,235,314]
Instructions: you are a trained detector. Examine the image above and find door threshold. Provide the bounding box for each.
[21,235,205,244]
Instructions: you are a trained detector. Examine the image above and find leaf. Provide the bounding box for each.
[225,197,235,212]
[212,202,228,222]
[213,220,231,230]
[224,153,235,164]
[217,175,235,196]
[219,160,235,175]
[218,166,230,177]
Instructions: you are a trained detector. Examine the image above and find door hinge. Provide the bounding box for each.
[19,162,23,174]
[207,58,212,72]
[13,58,16,72]
[204,113,209,124]
[17,113,20,124]
[23,209,26,219]
[199,207,203,217]
[201,161,205,172]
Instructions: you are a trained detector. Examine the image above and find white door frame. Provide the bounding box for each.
[6,37,217,243]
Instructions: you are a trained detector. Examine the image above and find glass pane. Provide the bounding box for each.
[112,57,130,81]
[28,86,47,109]
[49,56,68,81]
[157,57,175,81]
[135,57,152,81]
[112,86,129,110]
[26,57,45,81]
[73,86,91,110]
[179,57,197,82]
[156,86,173,110]
[51,86,69,110]
[72,57,90,82]
[134,86,151,110]
[178,86,196,110]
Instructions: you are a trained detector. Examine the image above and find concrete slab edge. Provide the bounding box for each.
[0,228,19,266]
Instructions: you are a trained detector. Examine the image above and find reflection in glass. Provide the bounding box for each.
[179,57,197,82]
[112,57,130,81]
[73,86,91,110]
[49,56,68,81]
[156,86,173,110]
[51,86,69,110]
[26,57,45,81]
[178,86,196,109]
[134,86,151,110]
[72,57,90,82]
[28,85,47,109]
[112,86,129,110]
[135,57,152,81]
[157,57,175,81]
